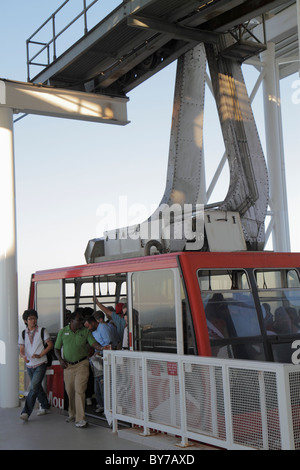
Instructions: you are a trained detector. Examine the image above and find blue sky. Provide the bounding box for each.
[0,1,299,313]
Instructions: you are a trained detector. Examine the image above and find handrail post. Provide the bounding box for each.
[47,44,50,66]
[222,363,234,449]
[26,40,30,82]
[52,14,57,61]
[276,366,295,450]
[178,359,188,447]
[83,0,88,35]
[111,352,118,434]
[141,355,150,436]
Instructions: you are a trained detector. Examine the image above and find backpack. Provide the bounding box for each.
[22,327,53,367]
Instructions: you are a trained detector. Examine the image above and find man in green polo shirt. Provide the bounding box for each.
[55,310,102,428]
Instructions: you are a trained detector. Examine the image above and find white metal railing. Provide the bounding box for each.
[103,350,300,450]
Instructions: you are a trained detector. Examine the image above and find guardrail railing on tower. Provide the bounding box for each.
[103,350,300,450]
[26,0,123,81]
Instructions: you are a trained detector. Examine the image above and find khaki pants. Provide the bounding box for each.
[64,359,89,422]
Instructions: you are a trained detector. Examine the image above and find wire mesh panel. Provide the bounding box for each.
[184,363,226,440]
[228,367,281,449]
[289,370,300,449]
[147,359,181,429]
[104,357,112,415]
[114,355,143,420]
[264,371,282,450]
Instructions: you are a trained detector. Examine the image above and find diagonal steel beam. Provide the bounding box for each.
[127,14,219,44]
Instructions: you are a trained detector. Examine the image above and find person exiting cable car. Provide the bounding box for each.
[18,309,53,421]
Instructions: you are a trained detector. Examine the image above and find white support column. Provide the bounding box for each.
[0,106,19,408]
[261,43,290,252]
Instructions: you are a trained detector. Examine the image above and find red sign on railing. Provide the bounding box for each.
[167,362,178,376]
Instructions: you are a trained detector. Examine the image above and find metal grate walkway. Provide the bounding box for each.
[27,0,295,96]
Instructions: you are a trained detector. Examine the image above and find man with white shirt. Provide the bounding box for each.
[18,309,53,421]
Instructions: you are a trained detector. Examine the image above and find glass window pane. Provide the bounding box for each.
[79,281,95,309]
[181,280,196,355]
[255,269,300,289]
[258,290,300,335]
[272,342,296,363]
[207,341,265,361]
[256,269,300,336]
[36,280,62,335]
[199,270,250,291]
[199,269,260,338]
[198,269,265,361]
[287,270,300,287]
[202,291,261,338]
[132,270,177,353]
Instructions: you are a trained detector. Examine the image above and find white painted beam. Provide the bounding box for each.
[0,79,129,125]
[265,4,297,43]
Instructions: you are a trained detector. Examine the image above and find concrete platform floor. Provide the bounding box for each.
[0,405,151,451]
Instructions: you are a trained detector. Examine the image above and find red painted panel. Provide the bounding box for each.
[32,252,179,282]
[46,363,65,410]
